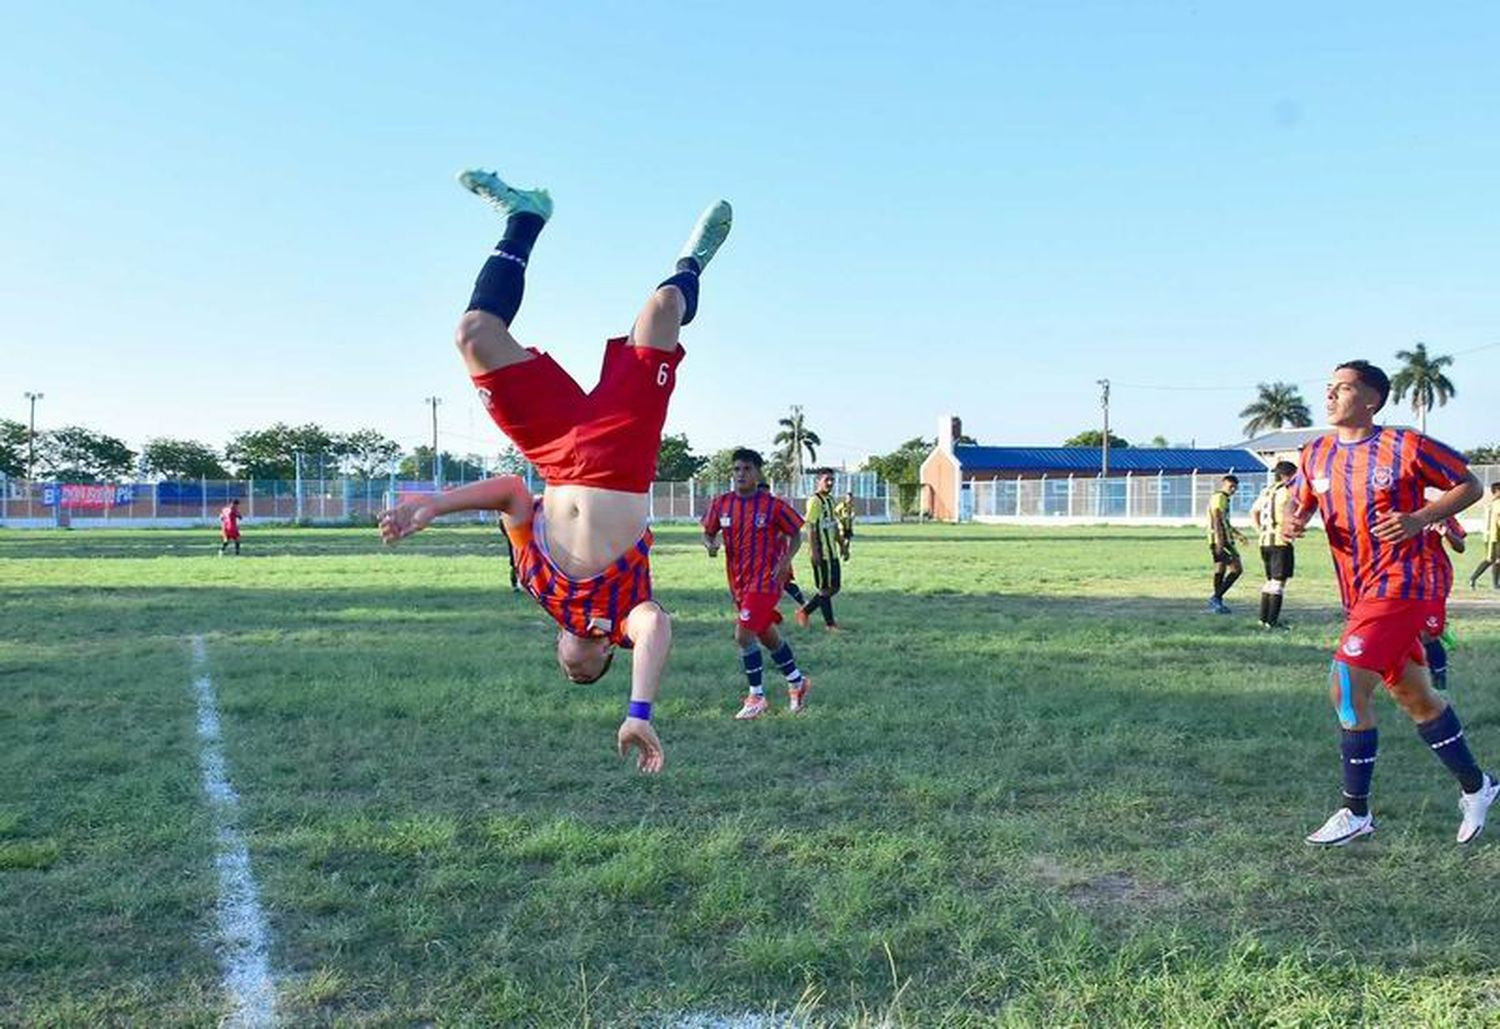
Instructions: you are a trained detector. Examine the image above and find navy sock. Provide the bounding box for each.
[741,644,764,694]
[1340,728,1378,816]
[1417,707,1484,793]
[768,641,803,685]
[658,262,700,325]
[466,212,545,325]
[1425,639,1448,690]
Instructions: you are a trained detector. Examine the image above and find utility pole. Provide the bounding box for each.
[790,404,804,483]
[23,391,43,480]
[425,396,442,486]
[1097,379,1111,477]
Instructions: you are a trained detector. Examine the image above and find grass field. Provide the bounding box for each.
[5,523,1500,1026]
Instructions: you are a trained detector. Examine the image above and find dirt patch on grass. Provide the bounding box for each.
[1031,856,1178,909]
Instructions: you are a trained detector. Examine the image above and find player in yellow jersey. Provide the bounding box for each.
[1468,482,1500,589]
[796,468,844,630]
[1205,475,1247,614]
[833,490,855,561]
[1250,462,1298,630]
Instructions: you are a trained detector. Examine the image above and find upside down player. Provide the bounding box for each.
[380,167,731,773]
[703,450,812,720]
[1288,361,1496,845]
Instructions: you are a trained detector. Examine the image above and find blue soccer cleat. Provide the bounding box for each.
[457,168,553,223]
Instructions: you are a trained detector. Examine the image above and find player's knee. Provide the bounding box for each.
[632,602,672,642]
[454,311,489,360]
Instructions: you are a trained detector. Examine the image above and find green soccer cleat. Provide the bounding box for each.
[457,168,553,223]
[678,199,733,271]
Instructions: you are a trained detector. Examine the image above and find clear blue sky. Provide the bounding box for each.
[4,2,1498,468]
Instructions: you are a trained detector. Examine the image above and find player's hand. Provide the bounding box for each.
[378,502,438,544]
[704,538,719,558]
[1373,511,1424,543]
[773,555,792,585]
[617,717,664,774]
[1284,508,1309,539]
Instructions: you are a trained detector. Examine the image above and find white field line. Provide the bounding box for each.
[191,635,277,1027]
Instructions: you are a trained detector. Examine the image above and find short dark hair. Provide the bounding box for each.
[756,481,771,492]
[1491,482,1500,494]
[812,467,835,478]
[1336,360,1391,411]
[563,647,615,684]
[1273,461,1297,480]
[1222,474,1239,486]
[731,448,763,469]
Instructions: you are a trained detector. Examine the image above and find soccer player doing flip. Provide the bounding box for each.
[380,168,732,773]
[1289,361,1496,845]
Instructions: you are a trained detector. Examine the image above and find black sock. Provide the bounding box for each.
[1258,592,1271,624]
[658,261,700,325]
[821,595,836,627]
[1221,569,1241,596]
[1341,728,1378,816]
[1269,591,1283,624]
[1212,571,1225,599]
[466,212,545,325]
[800,595,821,617]
[1418,707,1484,793]
[784,581,806,605]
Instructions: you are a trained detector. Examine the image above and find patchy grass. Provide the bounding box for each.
[3,524,1500,1025]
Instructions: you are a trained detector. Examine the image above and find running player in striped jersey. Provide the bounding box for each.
[1250,462,1297,629]
[796,469,844,630]
[1287,360,1496,845]
[702,449,812,719]
[1422,511,1466,690]
[1467,482,1500,589]
[380,167,732,773]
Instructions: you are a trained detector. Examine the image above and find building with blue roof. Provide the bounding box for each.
[920,416,1266,521]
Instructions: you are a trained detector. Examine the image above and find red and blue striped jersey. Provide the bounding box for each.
[506,499,652,646]
[702,490,804,596]
[1292,428,1470,608]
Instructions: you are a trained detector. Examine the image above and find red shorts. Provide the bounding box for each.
[735,590,784,634]
[1336,598,1428,685]
[472,338,683,492]
[1422,597,1449,639]
[221,527,240,540]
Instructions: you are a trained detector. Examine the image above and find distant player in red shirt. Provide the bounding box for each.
[1287,360,1494,846]
[218,499,242,556]
[1422,512,1466,691]
[380,167,732,774]
[702,449,812,720]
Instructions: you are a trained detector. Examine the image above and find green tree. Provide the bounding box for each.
[861,437,932,486]
[1063,430,1130,449]
[1390,342,1456,434]
[1465,445,1500,465]
[0,419,26,478]
[697,447,741,492]
[1238,382,1313,437]
[656,432,707,481]
[37,426,136,482]
[225,423,338,479]
[771,407,822,482]
[398,447,486,483]
[338,428,404,479]
[140,437,229,480]
[1149,434,1170,448]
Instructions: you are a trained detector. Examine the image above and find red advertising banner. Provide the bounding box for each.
[45,484,135,508]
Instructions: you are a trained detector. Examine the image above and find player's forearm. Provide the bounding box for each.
[429,475,530,517]
[1417,475,1484,527]
[783,532,802,560]
[626,603,671,704]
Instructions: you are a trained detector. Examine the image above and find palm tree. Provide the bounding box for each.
[1239,382,1313,438]
[772,406,821,482]
[1390,342,1456,434]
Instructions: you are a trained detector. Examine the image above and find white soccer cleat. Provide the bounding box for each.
[1305,807,1375,847]
[1457,773,1500,843]
[734,693,769,721]
[457,168,553,223]
[678,200,732,271]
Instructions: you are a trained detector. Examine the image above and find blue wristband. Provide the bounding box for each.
[627,700,652,721]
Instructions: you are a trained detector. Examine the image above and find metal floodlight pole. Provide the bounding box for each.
[425,396,442,487]
[23,391,44,481]
[1097,379,1111,478]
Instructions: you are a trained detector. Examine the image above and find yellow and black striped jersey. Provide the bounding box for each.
[805,492,840,561]
[1253,482,1294,548]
